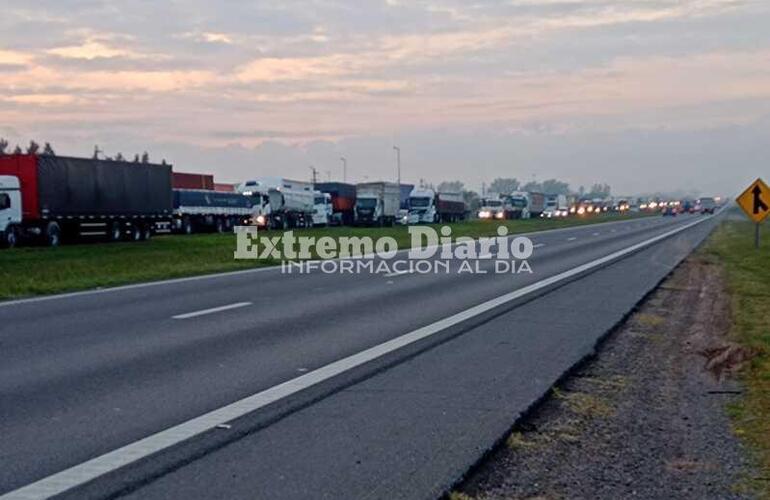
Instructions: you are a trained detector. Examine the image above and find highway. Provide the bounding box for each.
[0,213,720,499]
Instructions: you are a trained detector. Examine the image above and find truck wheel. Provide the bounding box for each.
[46,222,61,247]
[182,217,193,235]
[2,227,18,248]
[109,222,122,242]
[215,218,225,233]
[141,224,153,241]
[129,224,142,241]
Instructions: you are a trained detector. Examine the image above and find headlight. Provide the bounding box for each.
[577,207,586,215]
[478,210,490,218]
[256,215,266,225]
[495,211,504,219]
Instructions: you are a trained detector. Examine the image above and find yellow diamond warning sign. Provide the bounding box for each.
[736,178,770,223]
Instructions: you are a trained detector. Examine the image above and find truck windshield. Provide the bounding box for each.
[509,197,527,208]
[357,198,377,209]
[409,197,431,208]
[482,200,502,208]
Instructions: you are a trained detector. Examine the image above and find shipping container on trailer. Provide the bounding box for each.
[0,154,173,247]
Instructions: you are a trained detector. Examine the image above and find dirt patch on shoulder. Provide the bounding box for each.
[454,255,755,499]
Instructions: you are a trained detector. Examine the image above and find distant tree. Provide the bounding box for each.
[578,185,585,197]
[13,145,22,154]
[0,138,8,155]
[489,177,520,195]
[26,140,40,155]
[437,180,464,193]
[463,190,480,212]
[540,178,570,195]
[141,151,150,163]
[42,142,55,156]
[521,181,542,192]
[587,183,611,198]
[115,152,125,162]
[132,154,140,163]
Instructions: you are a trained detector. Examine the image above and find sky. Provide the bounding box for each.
[1,0,769,196]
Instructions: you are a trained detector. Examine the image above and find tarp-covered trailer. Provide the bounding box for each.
[0,153,173,246]
[172,189,252,234]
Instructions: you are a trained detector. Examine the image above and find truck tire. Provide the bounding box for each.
[181,217,193,235]
[2,227,18,248]
[46,222,61,247]
[129,224,142,241]
[141,224,153,241]
[109,222,122,242]
[215,218,225,234]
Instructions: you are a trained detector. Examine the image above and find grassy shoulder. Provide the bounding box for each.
[703,218,770,491]
[0,212,652,300]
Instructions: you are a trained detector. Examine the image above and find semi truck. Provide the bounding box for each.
[172,189,252,234]
[478,195,505,220]
[542,194,569,218]
[407,188,467,224]
[0,154,172,247]
[504,191,545,219]
[354,182,400,226]
[314,182,356,225]
[237,177,315,229]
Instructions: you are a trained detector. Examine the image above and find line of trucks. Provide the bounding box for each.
[0,153,472,248]
[477,192,569,220]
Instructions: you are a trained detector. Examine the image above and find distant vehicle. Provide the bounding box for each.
[314,182,356,226]
[542,194,568,218]
[237,177,314,229]
[699,197,717,214]
[662,206,677,216]
[407,188,467,224]
[0,154,172,248]
[478,196,505,220]
[312,191,333,226]
[355,182,400,226]
[214,182,236,192]
[172,189,252,234]
[505,191,545,219]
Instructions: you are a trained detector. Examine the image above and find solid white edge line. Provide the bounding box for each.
[172,302,252,320]
[0,215,661,308]
[0,214,714,500]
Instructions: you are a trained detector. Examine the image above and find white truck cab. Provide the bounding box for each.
[507,191,531,219]
[407,187,437,224]
[0,175,22,247]
[478,196,505,220]
[313,191,332,226]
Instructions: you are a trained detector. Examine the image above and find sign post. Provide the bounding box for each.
[736,178,770,249]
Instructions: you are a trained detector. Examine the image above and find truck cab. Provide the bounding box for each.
[407,188,437,224]
[506,192,531,219]
[354,196,380,224]
[313,192,332,226]
[478,197,504,220]
[0,175,22,247]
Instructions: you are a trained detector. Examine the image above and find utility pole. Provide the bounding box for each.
[93,145,103,159]
[309,165,318,184]
[393,146,401,186]
[340,157,347,182]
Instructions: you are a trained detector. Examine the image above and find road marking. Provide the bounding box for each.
[0,214,716,500]
[592,232,600,236]
[533,243,546,248]
[567,237,577,241]
[0,217,661,308]
[384,269,411,277]
[172,302,251,320]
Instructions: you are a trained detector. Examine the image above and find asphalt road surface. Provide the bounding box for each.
[0,213,721,499]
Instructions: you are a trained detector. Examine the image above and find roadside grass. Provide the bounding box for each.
[704,219,770,491]
[0,212,653,300]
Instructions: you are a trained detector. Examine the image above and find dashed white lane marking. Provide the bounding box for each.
[533,243,546,248]
[0,214,714,500]
[567,237,577,241]
[592,232,600,236]
[384,270,411,278]
[172,302,252,320]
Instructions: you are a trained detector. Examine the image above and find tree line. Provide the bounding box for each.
[0,139,166,164]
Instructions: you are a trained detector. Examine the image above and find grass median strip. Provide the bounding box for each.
[0,213,653,300]
[704,218,770,493]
